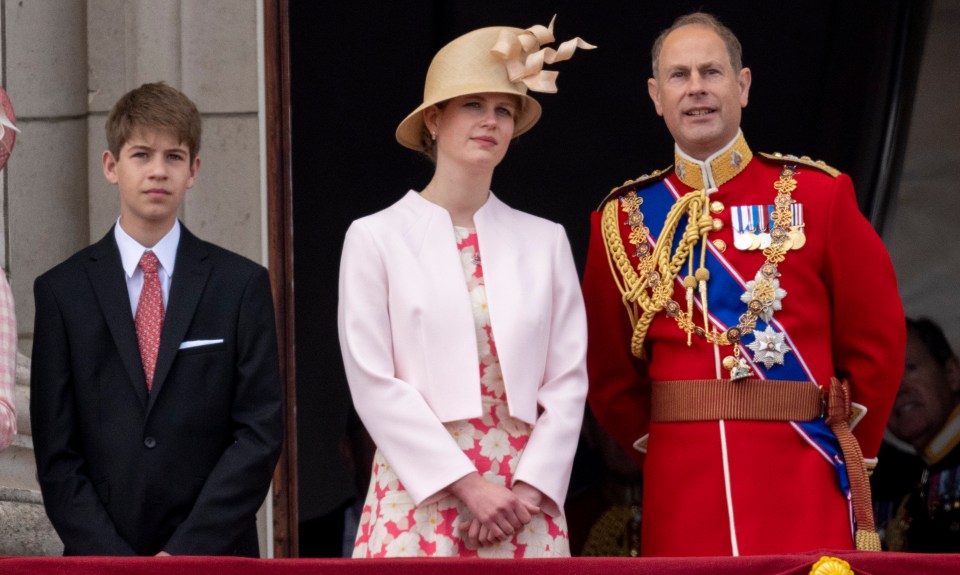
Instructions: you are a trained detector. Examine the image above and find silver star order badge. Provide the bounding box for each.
[740,271,787,322]
[746,326,791,369]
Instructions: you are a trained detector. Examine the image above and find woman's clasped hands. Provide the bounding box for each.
[448,472,544,549]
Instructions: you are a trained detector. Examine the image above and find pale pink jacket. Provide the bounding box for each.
[337,191,587,512]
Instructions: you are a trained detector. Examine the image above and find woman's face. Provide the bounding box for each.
[425,93,519,171]
[887,328,960,451]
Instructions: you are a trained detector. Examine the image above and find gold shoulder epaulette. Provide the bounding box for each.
[595,166,673,211]
[758,151,841,177]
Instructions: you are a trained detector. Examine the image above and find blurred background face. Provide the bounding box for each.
[887,327,960,451]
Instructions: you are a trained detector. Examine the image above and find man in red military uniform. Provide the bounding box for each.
[582,12,905,557]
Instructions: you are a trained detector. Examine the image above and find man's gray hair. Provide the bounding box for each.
[651,12,743,79]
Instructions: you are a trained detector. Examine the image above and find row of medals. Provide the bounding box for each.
[733,225,806,251]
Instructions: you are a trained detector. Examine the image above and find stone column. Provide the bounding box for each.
[5,0,90,351]
[1,0,89,556]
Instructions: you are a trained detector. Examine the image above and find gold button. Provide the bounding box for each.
[712,218,724,232]
[710,201,724,214]
[712,239,727,252]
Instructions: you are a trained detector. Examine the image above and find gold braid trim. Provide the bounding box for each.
[601,190,712,359]
[601,162,801,361]
[630,190,710,358]
[601,200,641,330]
[759,151,841,177]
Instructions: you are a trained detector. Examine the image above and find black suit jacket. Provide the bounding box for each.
[30,224,283,556]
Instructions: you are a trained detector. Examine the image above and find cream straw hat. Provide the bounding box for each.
[395,16,595,152]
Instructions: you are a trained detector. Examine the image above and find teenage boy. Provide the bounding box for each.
[30,82,283,556]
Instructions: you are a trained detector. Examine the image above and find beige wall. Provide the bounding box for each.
[0,0,267,557]
[886,0,960,351]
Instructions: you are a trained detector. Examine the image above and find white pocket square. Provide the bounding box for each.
[179,339,224,350]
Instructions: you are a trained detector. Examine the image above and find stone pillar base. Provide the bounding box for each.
[0,487,63,556]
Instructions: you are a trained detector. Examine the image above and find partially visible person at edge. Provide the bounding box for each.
[581,12,905,556]
[0,85,19,452]
[337,18,592,557]
[0,270,16,451]
[872,318,960,552]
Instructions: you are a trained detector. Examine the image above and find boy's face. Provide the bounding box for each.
[103,128,199,233]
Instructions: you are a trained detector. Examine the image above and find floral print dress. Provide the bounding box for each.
[352,227,570,558]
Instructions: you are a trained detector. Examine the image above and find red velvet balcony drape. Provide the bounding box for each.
[2,551,958,575]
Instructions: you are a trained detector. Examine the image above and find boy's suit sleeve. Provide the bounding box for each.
[30,274,138,555]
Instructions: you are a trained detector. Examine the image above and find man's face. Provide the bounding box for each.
[647,25,751,160]
[887,328,960,452]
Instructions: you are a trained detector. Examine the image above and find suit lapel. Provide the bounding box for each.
[85,229,149,409]
[147,226,211,414]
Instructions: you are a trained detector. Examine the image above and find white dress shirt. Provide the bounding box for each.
[114,218,180,317]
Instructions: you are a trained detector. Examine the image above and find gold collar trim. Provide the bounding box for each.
[674,131,753,191]
[923,403,960,465]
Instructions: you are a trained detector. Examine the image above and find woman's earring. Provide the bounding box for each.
[431,131,437,141]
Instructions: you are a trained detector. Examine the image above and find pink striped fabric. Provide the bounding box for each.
[0,270,17,449]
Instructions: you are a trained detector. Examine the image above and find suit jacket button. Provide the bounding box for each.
[144,437,157,449]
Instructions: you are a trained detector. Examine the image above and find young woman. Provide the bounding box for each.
[338,20,592,558]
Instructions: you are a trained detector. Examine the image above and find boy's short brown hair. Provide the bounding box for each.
[105,82,202,160]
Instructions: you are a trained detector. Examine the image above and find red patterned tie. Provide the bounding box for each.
[135,251,164,391]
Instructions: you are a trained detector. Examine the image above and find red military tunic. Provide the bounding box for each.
[583,133,905,556]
